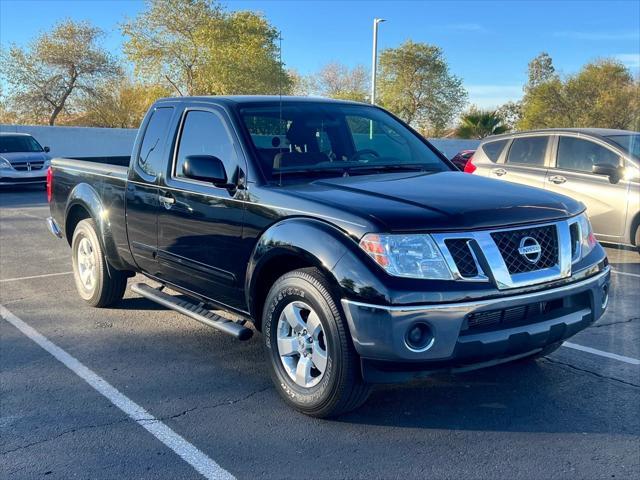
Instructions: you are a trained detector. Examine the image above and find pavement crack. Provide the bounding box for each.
[0,418,130,456]
[158,385,273,421]
[543,357,640,388]
[592,317,639,328]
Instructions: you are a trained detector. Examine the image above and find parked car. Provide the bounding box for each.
[466,129,640,251]
[0,132,51,186]
[47,97,610,417]
[450,149,475,170]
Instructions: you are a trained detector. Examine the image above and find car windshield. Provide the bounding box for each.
[0,135,44,153]
[605,134,640,159]
[239,102,448,181]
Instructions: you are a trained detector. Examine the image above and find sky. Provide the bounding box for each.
[1,0,639,108]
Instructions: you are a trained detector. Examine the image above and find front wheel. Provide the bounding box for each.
[263,268,371,418]
[71,218,128,307]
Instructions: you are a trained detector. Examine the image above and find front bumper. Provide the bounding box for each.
[0,168,47,185]
[342,267,610,381]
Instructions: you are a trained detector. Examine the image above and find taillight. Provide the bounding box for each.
[463,156,477,174]
[46,166,53,202]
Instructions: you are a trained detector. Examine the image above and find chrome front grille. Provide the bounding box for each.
[433,219,575,290]
[491,225,558,274]
[444,239,478,277]
[12,162,44,171]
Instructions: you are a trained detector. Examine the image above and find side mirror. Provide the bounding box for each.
[44,146,50,153]
[592,163,622,184]
[182,155,228,186]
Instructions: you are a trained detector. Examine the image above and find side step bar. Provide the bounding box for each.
[131,283,253,341]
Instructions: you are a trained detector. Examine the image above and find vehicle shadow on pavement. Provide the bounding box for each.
[0,185,47,208]
[335,359,639,434]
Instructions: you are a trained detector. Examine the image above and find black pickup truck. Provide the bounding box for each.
[47,96,611,417]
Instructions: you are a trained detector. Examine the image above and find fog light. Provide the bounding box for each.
[601,284,609,310]
[405,323,434,352]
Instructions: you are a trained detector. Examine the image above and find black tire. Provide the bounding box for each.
[635,225,640,255]
[262,267,371,418]
[71,218,128,307]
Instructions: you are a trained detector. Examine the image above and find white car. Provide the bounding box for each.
[0,133,51,186]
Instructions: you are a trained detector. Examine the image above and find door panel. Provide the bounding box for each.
[497,136,550,189]
[125,106,175,276]
[157,107,247,311]
[545,136,628,241]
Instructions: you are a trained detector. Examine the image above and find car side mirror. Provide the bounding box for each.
[182,155,229,187]
[44,146,50,153]
[592,163,622,184]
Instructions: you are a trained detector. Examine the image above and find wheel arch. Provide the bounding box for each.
[64,183,124,269]
[245,217,358,331]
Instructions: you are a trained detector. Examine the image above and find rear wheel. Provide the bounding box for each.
[635,226,640,254]
[71,218,127,307]
[262,268,371,418]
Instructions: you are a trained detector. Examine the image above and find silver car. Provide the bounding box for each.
[0,132,51,186]
[468,128,640,250]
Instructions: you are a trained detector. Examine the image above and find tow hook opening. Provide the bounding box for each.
[601,284,609,310]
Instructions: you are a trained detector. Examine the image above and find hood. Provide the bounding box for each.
[0,152,50,164]
[279,171,583,232]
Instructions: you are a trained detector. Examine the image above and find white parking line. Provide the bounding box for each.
[0,305,235,480]
[0,271,73,283]
[612,269,640,279]
[562,341,640,365]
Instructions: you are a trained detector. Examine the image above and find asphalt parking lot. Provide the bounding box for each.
[1,185,639,480]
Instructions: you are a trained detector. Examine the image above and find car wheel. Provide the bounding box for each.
[635,226,640,255]
[263,267,371,418]
[71,218,127,307]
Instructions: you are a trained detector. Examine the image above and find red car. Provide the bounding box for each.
[450,149,475,171]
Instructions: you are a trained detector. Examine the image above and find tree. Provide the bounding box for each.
[377,41,467,134]
[526,52,557,91]
[454,107,509,139]
[1,20,120,125]
[496,101,522,131]
[310,63,369,102]
[519,59,639,130]
[122,0,291,96]
[76,78,171,128]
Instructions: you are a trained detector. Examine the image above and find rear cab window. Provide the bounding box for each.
[506,136,549,167]
[137,107,174,178]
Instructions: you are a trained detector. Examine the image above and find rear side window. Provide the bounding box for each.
[174,110,238,179]
[480,140,508,162]
[138,107,174,177]
[506,136,548,166]
[556,136,621,172]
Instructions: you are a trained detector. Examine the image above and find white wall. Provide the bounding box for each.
[0,124,138,158]
[0,124,481,160]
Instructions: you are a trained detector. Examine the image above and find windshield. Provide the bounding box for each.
[0,135,44,154]
[605,134,640,159]
[240,102,449,180]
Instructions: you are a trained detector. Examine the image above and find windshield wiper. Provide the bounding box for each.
[345,164,434,175]
[273,166,346,177]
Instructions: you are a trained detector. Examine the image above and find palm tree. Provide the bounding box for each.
[455,108,509,139]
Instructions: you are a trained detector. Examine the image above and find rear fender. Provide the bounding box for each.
[65,183,125,270]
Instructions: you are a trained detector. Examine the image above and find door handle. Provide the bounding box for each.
[549,175,567,185]
[492,168,507,177]
[159,194,175,208]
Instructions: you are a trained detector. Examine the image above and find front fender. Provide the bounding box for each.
[245,217,388,312]
[65,183,123,269]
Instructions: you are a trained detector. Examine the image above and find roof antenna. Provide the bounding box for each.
[278,30,284,187]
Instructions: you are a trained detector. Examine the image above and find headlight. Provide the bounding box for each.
[573,213,597,262]
[359,233,453,280]
[0,157,12,170]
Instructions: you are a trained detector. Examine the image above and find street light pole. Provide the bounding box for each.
[370,18,385,105]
